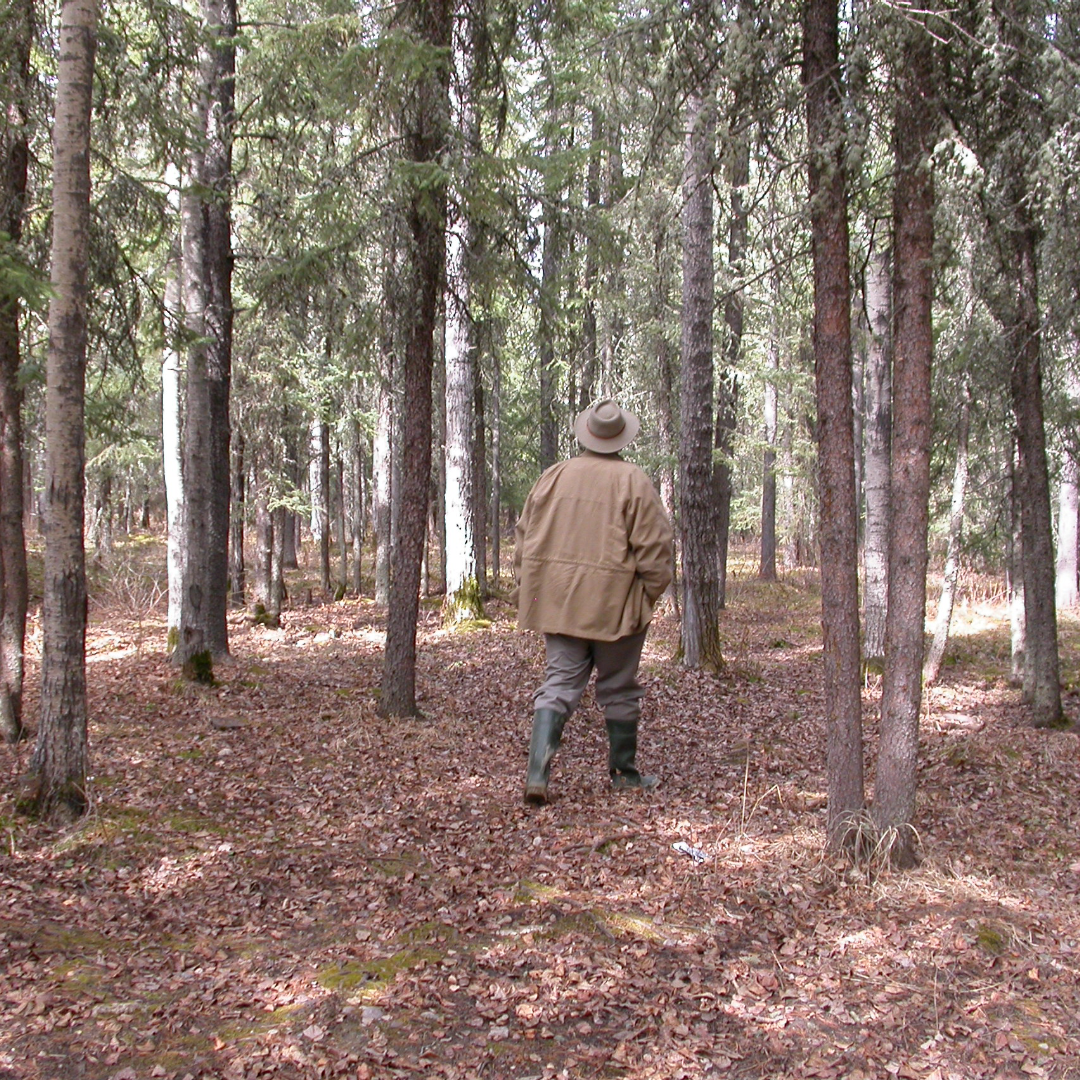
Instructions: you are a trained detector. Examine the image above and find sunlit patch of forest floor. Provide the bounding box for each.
[3,555,1080,1079]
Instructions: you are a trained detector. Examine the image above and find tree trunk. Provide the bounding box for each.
[254,482,272,613]
[1008,442,1026,685]
[803,0,865,850]
[580,105,601,409]
[489,346,502,584]
[202,0,235,655]
[872,16,936,869]
[230,431,245,606]
[473,372,488,596]
[23,0,97,820]
[1056,452,1079,610]
[924,380,971,685]
[162,197,185,645]
[1009,223,1062,727]
[862,245,892,663]
[443,27,482,623]
[0,0,31,743]
[538,152,561,473]
[373,368,392,606]
[336,455,347,596]
[759,307,779,581]
[317,415,331,593]
[351,416,365,596]
[380,0,450,717]
[269,504,285,625]
[715,136,748,608]
[678,87,723,672]
[177,0,235,670]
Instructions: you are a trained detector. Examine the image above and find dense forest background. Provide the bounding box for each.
[2,0,1080,844]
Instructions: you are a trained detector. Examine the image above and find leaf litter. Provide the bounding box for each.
[1,575,1079,1079]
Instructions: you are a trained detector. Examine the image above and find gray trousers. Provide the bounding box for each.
[533,630,649,723]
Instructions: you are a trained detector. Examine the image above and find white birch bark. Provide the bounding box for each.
[862,245,891,662]
[163,165,185,641]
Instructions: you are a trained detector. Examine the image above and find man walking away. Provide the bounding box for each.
[514,400,674,804]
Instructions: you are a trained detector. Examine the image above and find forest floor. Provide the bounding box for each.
[3,547,1080,1080]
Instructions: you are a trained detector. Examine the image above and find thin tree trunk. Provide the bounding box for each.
[319,415,331,593]
[373,369,392,606]
[0,0,32,743]
[443,36,482,624]
[715,135,748,608]
[1009,225,1062,727]
[804,0,865,850]
[254,481,272,613]
[924,380,971,685]
[352,417,365,596]
[23,0,97,820]
[1008,441,1026,685]
[489,346,502,584]
[202,0,235,655]
[873,16,936,868]
[759,313,779,582]
[473,372,488,596]
[538,156,560,473]
[380,0,450,717]
[336,455,347,596]
[1056,452,1079,610]
[862,246,892,663]
[580,105,601,409]
[162,199,185,644]
[230,431,245,606]
[1057,370,1080,609]
[679,87,722,672]
[651,214,679,614]
[269,504,285,625]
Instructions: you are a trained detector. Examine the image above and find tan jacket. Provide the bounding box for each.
[514,451,674,641]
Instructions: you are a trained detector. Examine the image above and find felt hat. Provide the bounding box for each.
[574,399,640,453]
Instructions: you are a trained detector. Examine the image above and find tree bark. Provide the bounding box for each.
[202,0,235,654]
[0,0,32,743]
[24,0,97,820]
[538,160,560,473]
[759,302,779,581]
[715,135,748,608]
[489,346,502,584]
[1057,451,1079,610]
[230,431,245,606]
[314,414,331,593]
[679,87,722,672]
[177,0,235,669]
[969,0,1062,727]
[1008,441,1026,685]
[1009,223,1062,726]
[924,380,971,685]
[380,0,450,717]
[443,16,483,623]
[862,246,892,663]
[162,201,185,644]
[872,15,936,868]
[803,0,865,849]
[352,419,365,597]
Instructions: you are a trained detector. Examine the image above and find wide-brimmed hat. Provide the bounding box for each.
[574,399,640,453]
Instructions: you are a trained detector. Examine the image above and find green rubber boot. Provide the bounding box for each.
[607,718,659,791]
[524,709,567,805]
